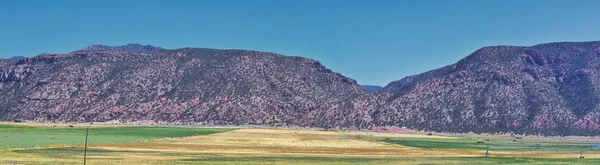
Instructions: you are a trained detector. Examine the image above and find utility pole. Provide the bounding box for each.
[84,127,89,165]
[485,145,490,158]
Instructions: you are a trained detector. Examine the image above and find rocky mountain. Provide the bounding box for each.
[4,41,600,136]
[376,41,600,136]
[361,85,383,93]
[0,45,373,129]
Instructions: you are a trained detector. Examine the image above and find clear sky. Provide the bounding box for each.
[1,0,600,86]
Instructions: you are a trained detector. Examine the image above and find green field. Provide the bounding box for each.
[379,137,599,152]
[0,124,233,148]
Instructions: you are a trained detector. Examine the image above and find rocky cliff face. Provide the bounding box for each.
[377,41,600,135]
[0,46,373,129]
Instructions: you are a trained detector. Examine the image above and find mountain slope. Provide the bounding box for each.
[376,41,600,135]
[0,46,372,129]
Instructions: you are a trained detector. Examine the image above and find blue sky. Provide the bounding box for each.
[1,0,600,86]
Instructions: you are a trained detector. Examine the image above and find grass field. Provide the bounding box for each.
[379,137,599,152]
[0,123,233,148]
[1,123,600,164]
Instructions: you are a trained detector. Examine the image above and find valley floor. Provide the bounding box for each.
[1,122,600,164]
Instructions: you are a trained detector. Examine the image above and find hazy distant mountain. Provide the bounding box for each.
[79,43,164,52]
[361,85,383,93]
[8,56,25,62]
[376,41,600,135]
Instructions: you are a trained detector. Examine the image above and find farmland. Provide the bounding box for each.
[1,123,600,164]
[0,123,233,148]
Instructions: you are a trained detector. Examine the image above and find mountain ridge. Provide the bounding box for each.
[3,41,600,135]
[0,45,373,130]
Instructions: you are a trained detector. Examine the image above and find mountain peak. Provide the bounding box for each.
[80,43,164,52]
